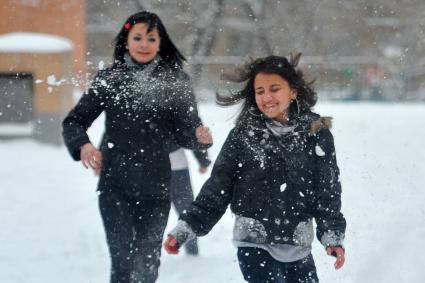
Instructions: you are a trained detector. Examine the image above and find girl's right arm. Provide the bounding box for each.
[164,128,240,253]
[62,72,108,161]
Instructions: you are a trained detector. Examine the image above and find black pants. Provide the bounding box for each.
[99,190,170,283]
[169,169,198,254]
[237,247,319,283]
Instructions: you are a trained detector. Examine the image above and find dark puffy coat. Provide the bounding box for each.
[62,62,209,198]
[181,112,346,248]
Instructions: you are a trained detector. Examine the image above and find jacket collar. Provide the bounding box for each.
[124,52,161,75]
[244,112,333,141]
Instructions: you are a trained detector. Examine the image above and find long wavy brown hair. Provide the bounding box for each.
[217,53,317,124]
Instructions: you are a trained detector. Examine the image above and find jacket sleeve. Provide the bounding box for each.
[180,128,239,236]
[313,129,346,247]
[169,72,210,150]
[62,72,108,160]
[192,149,211,167]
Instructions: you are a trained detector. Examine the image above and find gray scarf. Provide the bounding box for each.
[124,52,161,82]
[265,119,296,137]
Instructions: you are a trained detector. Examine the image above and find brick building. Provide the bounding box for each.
[0,0,86,143]
[0,0,86,79]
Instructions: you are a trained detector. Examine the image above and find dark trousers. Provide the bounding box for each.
[237,247,319,283]
[169,169,198,255]
[99,190,170,283]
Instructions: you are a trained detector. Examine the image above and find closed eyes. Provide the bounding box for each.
[132,37,157,42]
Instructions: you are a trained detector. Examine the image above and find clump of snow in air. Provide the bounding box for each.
[98,60,105,70]
[47,75,56,86]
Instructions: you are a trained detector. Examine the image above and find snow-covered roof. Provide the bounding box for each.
[0,32,74,53]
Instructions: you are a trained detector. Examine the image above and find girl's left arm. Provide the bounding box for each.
[313,129,347,248]
[192,148,211,168]
[170,72,211,150]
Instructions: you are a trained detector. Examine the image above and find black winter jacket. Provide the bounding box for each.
[62,62,209,198]
[192,149,211,168]
[181,112,346,248]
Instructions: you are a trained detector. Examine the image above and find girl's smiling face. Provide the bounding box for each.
[254,72,297,123]
[127,23,160,63]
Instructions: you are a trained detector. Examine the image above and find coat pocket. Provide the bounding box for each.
[233,215,267,244]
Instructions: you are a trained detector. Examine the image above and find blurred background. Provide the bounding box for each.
[1,2,425,283]
[1,0,425,144]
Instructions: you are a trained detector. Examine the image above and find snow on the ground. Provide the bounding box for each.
[1,101,425,283]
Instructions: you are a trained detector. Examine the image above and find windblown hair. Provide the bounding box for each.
[217,53,317,124]
[113,11,186,68]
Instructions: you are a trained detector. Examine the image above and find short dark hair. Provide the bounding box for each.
[217,54,317,124]
[113,11,185,68]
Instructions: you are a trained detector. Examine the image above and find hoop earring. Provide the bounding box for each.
[292,98,300,116]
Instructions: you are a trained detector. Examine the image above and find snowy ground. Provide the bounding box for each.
[1,101,425,283]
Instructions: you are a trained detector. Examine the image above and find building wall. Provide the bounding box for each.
[0,50,74,143]
[0,0,86,82]
[0,52,74,113]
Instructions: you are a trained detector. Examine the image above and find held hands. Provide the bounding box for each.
[163,235,180,255]
[164,220,195,255]
[196,126,213,145]
[80,143,103,176]
[326,246,345,270]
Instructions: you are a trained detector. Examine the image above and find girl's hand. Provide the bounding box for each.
[163,235,179,255]
[196,126,213,145]
[326,246,345,270]
[80,143,103,176]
